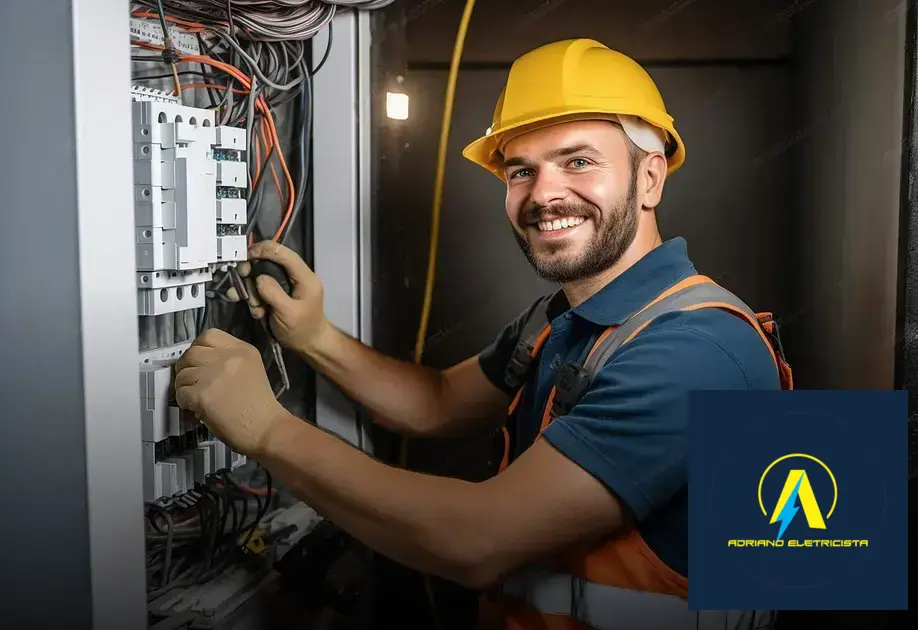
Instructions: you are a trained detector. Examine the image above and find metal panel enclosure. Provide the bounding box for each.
[312,9,374,451]
[0,1,147,628]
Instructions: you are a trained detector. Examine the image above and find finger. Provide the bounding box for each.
[225,287,241,302]
[176,345,212,370]
[254,274,292,311]
[242,277,263,309]
[172,365,200,391]
[196,327,239,349]
[174,384,199,413]
[237,261,252,278]
[248,240,315,291]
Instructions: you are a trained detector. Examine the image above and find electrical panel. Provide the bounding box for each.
[132,86,247,502]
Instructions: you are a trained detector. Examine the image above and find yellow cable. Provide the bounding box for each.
[413,0,477,364]
[401,0,477,627]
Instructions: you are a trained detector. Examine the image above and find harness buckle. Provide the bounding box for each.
[503,342,535,390]
[551,363,591,418]
[758,314,787,360]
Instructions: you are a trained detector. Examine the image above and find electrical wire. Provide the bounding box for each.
[134,1,337,41]
[144,468,275,603]
[281,59,312,245]
[413,0,476,363]
[397,2,478,628]
[312,21,333,74]
[154,0,183,95]
[325,0,396,9]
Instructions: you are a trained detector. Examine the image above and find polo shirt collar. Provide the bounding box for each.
[546,237,697,326]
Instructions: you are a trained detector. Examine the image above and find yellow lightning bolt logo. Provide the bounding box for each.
[769,470,827,539]
[758,453,837,539]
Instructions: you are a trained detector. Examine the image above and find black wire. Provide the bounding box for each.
[215,76,234,113]
[225,0,235,37]
[246,117,277,237]
[154,0,171,40]
[196,33,221,108]
[132,69,212,81]
[145,503,175,588]
[313,20,333,74]
[146,509,167,534]
[144,469,276,602]
[198,484,222,565]
[281,61,312,245]
[216,480,232,561]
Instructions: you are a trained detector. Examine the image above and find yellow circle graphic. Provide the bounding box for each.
[757,453,838,518]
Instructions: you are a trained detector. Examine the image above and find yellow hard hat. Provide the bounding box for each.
[461,39,685,180]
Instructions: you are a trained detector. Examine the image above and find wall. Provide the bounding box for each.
[793,0,906,389]
[400,0,793,63]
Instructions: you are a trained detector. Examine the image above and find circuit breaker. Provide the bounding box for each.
[132,86,248,316]
[132,86,247,502]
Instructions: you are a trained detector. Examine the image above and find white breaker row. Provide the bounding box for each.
[139,342,247,502]
[132,91,248,317]
[132,87,248,502]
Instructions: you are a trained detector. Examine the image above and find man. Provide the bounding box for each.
[175,39,788,629]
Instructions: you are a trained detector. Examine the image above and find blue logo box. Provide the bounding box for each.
[688,390,908,611]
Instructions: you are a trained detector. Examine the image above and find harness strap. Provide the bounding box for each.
[503,295,554,394]
[547,275,783,424]
[585,279,771,374]
[500,295,554,472]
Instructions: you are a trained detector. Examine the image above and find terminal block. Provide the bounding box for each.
[131,92,248,316]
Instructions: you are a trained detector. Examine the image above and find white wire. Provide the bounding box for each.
[152,0,393,42]
[323,0,397,8]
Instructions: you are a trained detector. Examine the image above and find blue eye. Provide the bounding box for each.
[569,158,590,168]
[510,168,534,179]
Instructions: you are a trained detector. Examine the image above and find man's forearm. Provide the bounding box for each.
[300,322,449,436]
[257,409,493,586]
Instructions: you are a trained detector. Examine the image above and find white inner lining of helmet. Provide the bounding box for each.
[614,114,667,155]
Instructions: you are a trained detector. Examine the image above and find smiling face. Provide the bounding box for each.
[501,120,643,284]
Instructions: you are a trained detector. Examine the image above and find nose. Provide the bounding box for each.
[528,166,568,207]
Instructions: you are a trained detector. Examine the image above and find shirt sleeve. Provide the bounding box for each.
[478,297,550,396]
[540,317,763,522]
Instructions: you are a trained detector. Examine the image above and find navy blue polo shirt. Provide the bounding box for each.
[478,237,780,577]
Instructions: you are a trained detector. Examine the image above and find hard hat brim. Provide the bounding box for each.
[461,107,686,181]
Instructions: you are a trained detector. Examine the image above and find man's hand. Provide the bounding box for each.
[240,241,330,356]
[174,328,287,456]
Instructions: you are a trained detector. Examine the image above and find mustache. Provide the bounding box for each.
[519,201,598,226]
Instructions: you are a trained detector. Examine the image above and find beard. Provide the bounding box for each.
[512,173,639,284]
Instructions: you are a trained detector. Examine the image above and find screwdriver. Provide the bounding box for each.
[227,264,291,397]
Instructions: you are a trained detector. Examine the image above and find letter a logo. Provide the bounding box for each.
[768,470,827,540]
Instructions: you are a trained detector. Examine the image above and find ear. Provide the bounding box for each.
[640,153,667,209]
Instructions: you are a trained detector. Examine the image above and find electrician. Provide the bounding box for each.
[174,39,790,629]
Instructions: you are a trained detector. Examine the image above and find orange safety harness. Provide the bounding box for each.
[483,274,792,630]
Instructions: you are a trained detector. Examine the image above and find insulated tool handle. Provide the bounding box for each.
[252,259,292,296]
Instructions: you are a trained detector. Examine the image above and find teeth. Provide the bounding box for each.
[537,216,585,231]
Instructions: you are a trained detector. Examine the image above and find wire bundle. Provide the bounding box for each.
[135,0,394,42]
[131,0,330,339]
[145,468,274,602]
